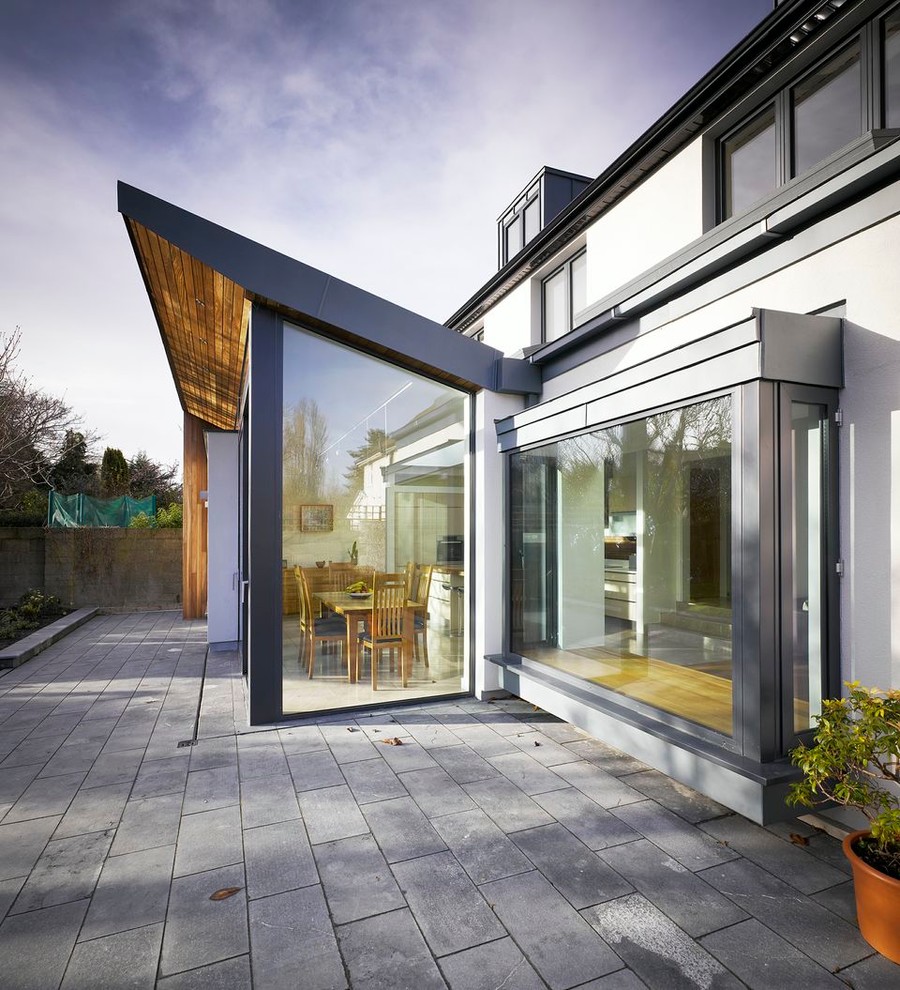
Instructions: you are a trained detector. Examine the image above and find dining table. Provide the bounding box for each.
[313,591,423,684]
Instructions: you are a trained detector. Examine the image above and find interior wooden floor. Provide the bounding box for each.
[527,644,734,735]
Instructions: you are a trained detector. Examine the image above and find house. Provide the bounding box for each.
[120,0,900,823]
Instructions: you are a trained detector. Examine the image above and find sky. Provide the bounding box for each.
[0,0,774,470]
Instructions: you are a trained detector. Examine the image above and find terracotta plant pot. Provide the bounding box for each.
[842,829,900,963]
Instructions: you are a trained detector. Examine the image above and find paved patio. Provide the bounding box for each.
[0,612,898,990]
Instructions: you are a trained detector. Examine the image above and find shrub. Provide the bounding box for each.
[156,503,183,528]
[0,589,69,642]
[788,682,900,879]
[128,511,153,529]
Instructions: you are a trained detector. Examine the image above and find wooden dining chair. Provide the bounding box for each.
[358,572,409,690]
[295,567,347,678]
[403,561,417,601]
[412,564,433,668]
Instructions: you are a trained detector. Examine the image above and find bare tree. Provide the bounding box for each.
[283,398,328,503]
[0,328,96,508]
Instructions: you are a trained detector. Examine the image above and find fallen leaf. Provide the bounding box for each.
[381,737,404,746]
[347,726,357,732]
[209,887,242,901]
[532,705,540,712]
[789,833,810,846]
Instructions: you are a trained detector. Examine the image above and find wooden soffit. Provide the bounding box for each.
[126,217,249,431]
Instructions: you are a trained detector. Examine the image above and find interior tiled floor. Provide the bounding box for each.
[282,619,466,714]
[0,612,898,989]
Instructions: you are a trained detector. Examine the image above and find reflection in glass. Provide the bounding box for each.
[505,215,522,261]
[510,397,733,735]
[544,267,568,342]
[723,105,777,217]
[282,322,468,715]
[790,402,825,733]
[793,42,861,176]
[524,199,540,245]
[886,12,900,128]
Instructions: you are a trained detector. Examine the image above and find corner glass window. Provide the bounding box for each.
[885,10,900,127]
[792,42,861,177]
[723,105,777,217]
[510,395,734,736]
[281,322,469,716]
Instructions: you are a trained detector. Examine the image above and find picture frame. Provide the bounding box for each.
[299,504,334,533]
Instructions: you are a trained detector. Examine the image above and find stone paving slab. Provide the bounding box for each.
[0,612,898,988]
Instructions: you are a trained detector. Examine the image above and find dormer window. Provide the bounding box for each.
[501,183,541,265]
[498,167,592,268]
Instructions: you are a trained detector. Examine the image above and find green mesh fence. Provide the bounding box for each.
[48,492,157,528]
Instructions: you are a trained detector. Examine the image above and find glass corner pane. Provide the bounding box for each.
[281,323,469,715]
[510,396,734,737]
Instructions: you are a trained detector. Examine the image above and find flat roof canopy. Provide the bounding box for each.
[119,183,540,430]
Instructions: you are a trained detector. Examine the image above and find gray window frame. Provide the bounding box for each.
[541,248,587,344]
[245,309,480,724]
[776,383,840,757]
[500,182,541,266]
[503,378,840,765]
[717,2,900,222]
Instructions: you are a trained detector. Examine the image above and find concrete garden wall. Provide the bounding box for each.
[0,528,182,611]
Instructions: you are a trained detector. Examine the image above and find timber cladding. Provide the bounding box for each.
[183,412,208,621]
[126,218,249,431]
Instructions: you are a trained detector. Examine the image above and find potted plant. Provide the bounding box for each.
[787,682,900,962]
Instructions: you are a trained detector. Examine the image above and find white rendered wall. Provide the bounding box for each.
[482,279,536,355]
[206,431,240,645]
[585,137,705,305]
[473,388,525,696]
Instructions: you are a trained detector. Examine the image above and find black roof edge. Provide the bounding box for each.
[445,0,836,331]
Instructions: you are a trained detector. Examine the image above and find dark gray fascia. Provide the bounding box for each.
[117,182,538,397]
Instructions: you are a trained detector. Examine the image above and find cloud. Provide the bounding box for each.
[0,0,773,464]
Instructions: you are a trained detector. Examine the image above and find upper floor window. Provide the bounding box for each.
[720,6,900,221]
[792,41,861,176]
[543,250,586,343]
[723,105,777,217]
[501,183,541,265]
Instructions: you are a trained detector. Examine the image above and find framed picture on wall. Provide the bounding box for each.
[300,504,334,533]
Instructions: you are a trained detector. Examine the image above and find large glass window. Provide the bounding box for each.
[510,396,733,735]
[281,322,469,715]
[792,42,861,177]
[723,106,777,217]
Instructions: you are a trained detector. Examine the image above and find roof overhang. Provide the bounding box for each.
[119,183,540,430]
